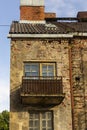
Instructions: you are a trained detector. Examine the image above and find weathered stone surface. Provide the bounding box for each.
[10,123,19,130]
[10,39,72,130]
[71,38,87,130]
[10,38,87,130]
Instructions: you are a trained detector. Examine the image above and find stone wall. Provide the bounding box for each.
[71,38,87,130]
[10,38,72,130]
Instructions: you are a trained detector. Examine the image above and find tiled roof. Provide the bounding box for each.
[53,22,87,32]
[9,21,87,34]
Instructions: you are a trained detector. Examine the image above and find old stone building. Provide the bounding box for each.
[8,0,87,130]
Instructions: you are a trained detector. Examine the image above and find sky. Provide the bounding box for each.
[0,0,87,112]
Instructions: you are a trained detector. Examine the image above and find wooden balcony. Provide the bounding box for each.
[20,76,65,106]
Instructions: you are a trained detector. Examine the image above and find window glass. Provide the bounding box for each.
[25,63,39,78]
[42,64,55,78]
[24,62,56,79]
[29,113,40,129]
[29,112,53,130]
[42,113,46,119]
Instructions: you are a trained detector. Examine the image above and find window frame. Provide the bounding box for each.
[24,61,57,79]
[24,63,39,77]
[29,111,54,130]
[40,63,56,78]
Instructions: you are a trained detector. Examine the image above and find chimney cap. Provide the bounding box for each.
[20,0,44,6]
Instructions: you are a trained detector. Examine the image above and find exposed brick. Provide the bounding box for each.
[20,6,45,20]
[45,12,56,18]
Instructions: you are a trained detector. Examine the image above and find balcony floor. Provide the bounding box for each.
[21,94,65,106]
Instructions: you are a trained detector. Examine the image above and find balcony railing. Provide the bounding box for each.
[21,76,63,95]
[20,76,65,106]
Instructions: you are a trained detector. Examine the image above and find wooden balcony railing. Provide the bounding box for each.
[21,76,63,95]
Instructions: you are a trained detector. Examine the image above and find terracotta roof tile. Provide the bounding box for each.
[9,21,87,34]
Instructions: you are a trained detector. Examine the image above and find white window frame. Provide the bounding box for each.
[29,111,53,130]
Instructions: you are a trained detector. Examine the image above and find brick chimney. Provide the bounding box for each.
[45,13,56,18]
[77,11,87,22]
[20,0,45,22]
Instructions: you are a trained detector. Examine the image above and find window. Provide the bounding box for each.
[24,62,56,79]
[29,111,53,130]
[25,63,39,77]
[41,63,55,77]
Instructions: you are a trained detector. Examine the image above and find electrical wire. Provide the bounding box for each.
[0,25,10,27]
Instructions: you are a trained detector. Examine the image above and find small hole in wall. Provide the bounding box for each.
[48,40,53,43]
[75,76,80,82]
[27,43,31,46]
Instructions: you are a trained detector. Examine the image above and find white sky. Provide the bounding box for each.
[0,0,87,112]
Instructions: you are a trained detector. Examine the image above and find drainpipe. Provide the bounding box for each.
[68,42,74,130]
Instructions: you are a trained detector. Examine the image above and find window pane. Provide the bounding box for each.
[25,72,31,76]
[25,72,39,77]
[47,120,51,127]
[48,65,54,71]
[30,113,34,119]
[42,64,55,78]
[42,65,47,71]
[47,112,52,119]
[35,120,39,127]
[25,65,30,72]
[42,113,46,119]
[48,72,54,77]
[31,65,38,70]
[42,120,46,127]
[35,113,39,119]
[29,121,33,127]
[42,73,47,77]
[25,63,39,78]
[31,72,39,76]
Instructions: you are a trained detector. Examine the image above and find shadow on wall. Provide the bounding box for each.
[10,85,55,112]
[10,85,22,112]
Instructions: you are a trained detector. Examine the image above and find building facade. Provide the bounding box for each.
[8,0,87,130]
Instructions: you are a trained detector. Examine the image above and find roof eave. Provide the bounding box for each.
[8,32,87,39]
[7,33,73,38]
